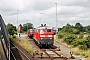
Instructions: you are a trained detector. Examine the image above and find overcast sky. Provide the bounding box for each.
[0,0,90,28]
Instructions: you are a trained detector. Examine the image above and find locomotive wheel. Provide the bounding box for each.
[35,40,38,45]
[50,44,54,48]
[34,39,40,47]
[39,44,42,48]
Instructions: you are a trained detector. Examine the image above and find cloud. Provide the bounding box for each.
[0,0,90,28]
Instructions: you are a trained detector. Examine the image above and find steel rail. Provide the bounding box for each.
[49,49,68,60]
[49,49,61,57]
[10,50,16,60]
[11,42,31,60]
[42,48,54,60]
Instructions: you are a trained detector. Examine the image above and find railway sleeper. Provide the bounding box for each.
[49,49,69,60]
[42,49,54,60]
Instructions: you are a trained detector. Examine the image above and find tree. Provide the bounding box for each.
[85,25,90,33]
[75,23,83,32]
[86,36,90,48]
[61,24,72,33]
[60,23,79,34]
[22,23,33,32]
[6,23,16,35]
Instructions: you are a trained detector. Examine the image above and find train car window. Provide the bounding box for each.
[47,29,51,32]
[40,29,46,34]
[43,29,46,32]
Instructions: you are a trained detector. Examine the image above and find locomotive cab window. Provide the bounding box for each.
[40,29,46,34]
[47,29,51,32]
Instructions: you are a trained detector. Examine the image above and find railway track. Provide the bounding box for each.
[29,39,69,60]
[41,48,68,60]
[10,41,31,60]
[10,40,39,60]
[26,36,75,60]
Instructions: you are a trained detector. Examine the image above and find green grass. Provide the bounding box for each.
[71,48,90,59]
[10,37,34,54]
[55,35,90,60]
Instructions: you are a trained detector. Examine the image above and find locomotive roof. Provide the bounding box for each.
[29,29,34,30]
[29,29,32,30]
[37,26,53,29]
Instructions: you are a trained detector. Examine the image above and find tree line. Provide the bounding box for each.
[57,22,90,50]
[58,23,90,34]
[6,23,33,36]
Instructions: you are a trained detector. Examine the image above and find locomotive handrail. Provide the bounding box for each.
[0,15,10,60]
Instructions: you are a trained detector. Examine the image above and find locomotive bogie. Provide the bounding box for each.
[28,34,34,38]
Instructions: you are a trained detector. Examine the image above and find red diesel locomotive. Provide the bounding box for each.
[27,29,34,38]
[33,24,54,47]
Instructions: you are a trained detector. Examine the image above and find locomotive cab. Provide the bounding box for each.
[34,26,54,47]
[33,24,55,47]
[39,28,54,46]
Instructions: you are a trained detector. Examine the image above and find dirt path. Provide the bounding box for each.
[54,40,71,58]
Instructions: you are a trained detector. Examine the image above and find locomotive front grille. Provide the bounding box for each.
[39,38,54,45]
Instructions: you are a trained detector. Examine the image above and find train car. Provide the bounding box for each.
[27,29,34,38]
[34,24,54,47]
[52,30,56,35]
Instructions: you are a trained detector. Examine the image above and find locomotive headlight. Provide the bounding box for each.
[50,38,52,39]
[41,38,43,39]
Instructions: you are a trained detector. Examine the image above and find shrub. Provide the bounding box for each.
[64,34,76,44]
[57,33,64,39]
[79,34,83,39]
[74,51,80,55]
[71,40,78,47]
[78,45,87,50]
[86,36,90,48]
[80,52,85,56]
[84,55,88,58]
[12,35,16,38]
